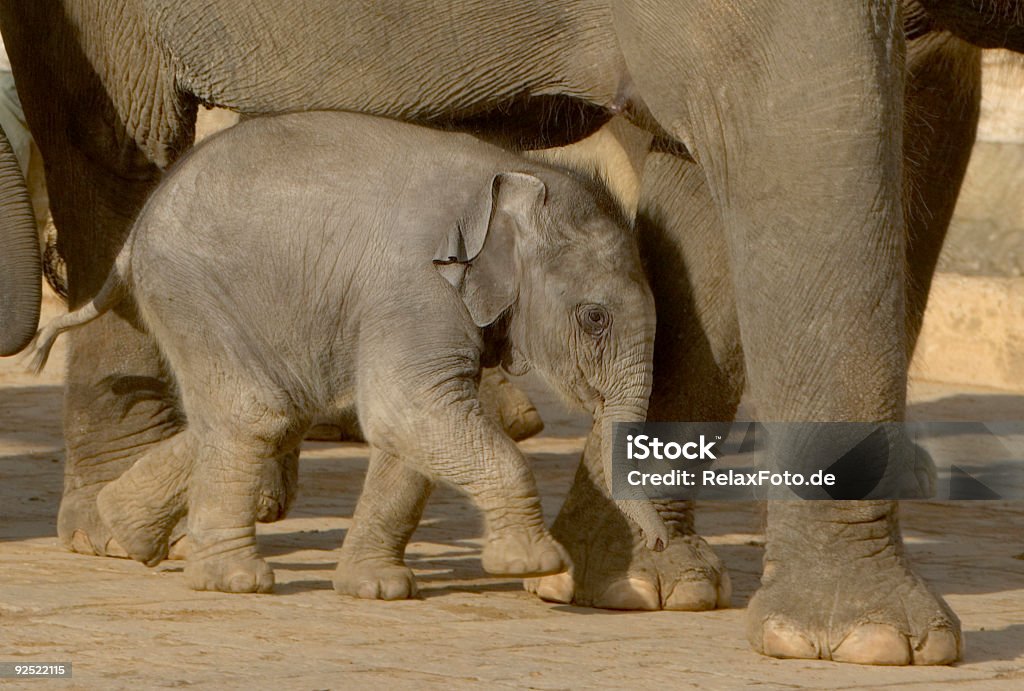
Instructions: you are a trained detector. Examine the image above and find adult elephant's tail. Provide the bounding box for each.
[0,123,40,356]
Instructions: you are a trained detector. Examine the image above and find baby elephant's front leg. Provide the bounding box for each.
[417,410,569,578]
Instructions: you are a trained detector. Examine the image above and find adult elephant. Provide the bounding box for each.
[0,1,958,665]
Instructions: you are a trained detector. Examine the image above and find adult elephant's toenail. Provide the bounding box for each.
[104,537,129,559]
[356,581,380,599]
[70,529,97,555]
[663,579,719,611]
[596,578,660,610]
[833,623,911,665]
[761,618,818,659]
[167,535,191,560]
[912,628,961,665]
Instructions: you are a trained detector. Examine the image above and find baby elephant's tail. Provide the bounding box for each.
[22,248,131,373]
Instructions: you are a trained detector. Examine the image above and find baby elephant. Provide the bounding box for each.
[29,111,665,594]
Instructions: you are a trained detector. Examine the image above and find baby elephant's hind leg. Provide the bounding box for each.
[185,419,299,594]
[478,367,544,441]
[96,434,297,566]
[96,429,196,566]
[334,448,433,600]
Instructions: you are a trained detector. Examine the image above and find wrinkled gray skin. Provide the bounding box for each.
[0,122,39,356]
[28,111,666,594]
[0,0,996,665]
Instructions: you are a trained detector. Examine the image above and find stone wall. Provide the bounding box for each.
[913,50,1024,391]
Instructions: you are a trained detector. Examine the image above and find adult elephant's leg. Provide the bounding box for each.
[746,32,978,666]
[333,449,434,600]
[903,32,981,354]
[615,0,958,664]
[56,198,179,557]
[745,38,979,663]
[30,134,187,556]
[529,148,738,611]
[1,7,307,553]
[1,7,190,556]
[44,165,187,557]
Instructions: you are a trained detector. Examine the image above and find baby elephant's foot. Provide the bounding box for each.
[186,552,275,593]
[333,557,418,600]
[477,367,544,441]
[96,480,176,567]
[255,449,299,524]
[482,528,570,577]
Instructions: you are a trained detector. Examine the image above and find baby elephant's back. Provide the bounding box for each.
[131,112,517,297]
[125,112,516,372]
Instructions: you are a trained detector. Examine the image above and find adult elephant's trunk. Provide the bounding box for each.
[0,125,40,356]
[598,347,669,551]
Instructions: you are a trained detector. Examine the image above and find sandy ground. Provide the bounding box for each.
[1,289,1023,690]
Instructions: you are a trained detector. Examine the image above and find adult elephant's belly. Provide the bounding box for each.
[150,0,629,136]
[432,95,615,150]
[914,0,1024,51]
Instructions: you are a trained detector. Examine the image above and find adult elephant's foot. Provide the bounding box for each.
[526,454,729,610]
[75,465,287,562]
[333,556,418,600]
[84,435,291,566]
[186,551,275,593]
[478,367,544,441]
[56,389,185,560]
[748,501,961,665]
[58,487,129,557]
[749,563,961,665]
[526,533,729,611]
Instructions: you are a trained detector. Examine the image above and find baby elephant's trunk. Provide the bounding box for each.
[599,395,669,552]
[22,245,131,373]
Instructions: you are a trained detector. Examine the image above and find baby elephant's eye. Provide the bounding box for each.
[577,304,611,336]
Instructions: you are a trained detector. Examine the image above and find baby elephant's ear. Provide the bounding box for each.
[433,172,546,327]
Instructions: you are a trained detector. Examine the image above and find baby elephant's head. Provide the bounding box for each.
[435,168,666,548]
